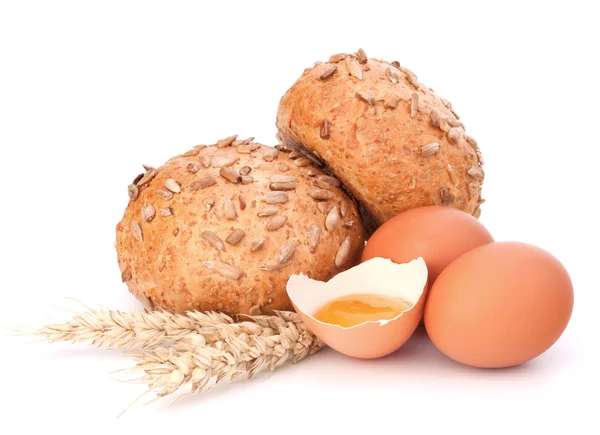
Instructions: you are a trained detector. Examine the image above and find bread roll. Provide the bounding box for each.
[276,50,485,233]
[115,139,365,315]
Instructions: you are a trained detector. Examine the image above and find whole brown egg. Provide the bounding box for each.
[424,242,574,368]
[361,206,494,284]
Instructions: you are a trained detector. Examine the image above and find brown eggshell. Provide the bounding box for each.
[361,206,494,284]
[287,257,428,359]
[425,242,574,368]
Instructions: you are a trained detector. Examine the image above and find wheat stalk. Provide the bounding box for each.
[118,311,323,407]
[18,306,266,349]
[16,305,324,412]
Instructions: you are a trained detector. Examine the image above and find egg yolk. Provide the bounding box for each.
[314,294,411,328]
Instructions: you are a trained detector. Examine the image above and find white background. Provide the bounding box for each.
[1,1,598,434]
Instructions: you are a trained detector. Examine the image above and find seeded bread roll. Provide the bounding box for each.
[276,49,485,233]
[116,138,365,315]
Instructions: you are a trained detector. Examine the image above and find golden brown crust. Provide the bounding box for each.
[115,142,365,315]
[276,51,484,231]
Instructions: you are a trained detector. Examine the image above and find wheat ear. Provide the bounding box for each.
[18,307,320,352]
[18,308,244,349]
[119,311,324,403]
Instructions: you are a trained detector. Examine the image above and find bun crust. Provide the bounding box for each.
[116,142,365,315]
[276,52,485,232]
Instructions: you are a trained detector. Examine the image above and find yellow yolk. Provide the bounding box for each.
[314,294,411,328]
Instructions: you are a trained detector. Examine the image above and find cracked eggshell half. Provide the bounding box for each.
[287,257,428,359]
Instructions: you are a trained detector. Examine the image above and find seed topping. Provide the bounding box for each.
[329,53,348,63]
[262,191,288,204]
[223,198,237,220]
[467,167,485,181]
[164,179,181,193]
[447,117,463,128]
[232,137,254,147]
[202,230,225,251]
[309,189,335,201]
[339,199,349,218]
[205,199,215,212]
[225,229,246,246]
[447,127,463,145]
[220,167,242,183]
[307,225,321,253]
[201,155,212,168]
[160,207,173,217]
[421,142,441,156]
[183,149,199,157]
[411,93,419,118]
[345,57,363,80]
[258,206,279,217]
[279,241,296,264]
[155,189,173,201]
[266,215,287,231]
[121,266,132,283]
[137,169,158,187]
[320,120,330,139]
[326,206,340,231]
[356,90,374,105]
[440,188,454,205]
[356,48,367,64]
[131,221,143,242]
[216,135,237,148]
[335,237,352,268]
[188,176,217,190]
[313,178,332,190]
[202,261,243,280]
[262,147,279,162]
[187,162,200,173]
[317,174,341,187]
[141,203,156,222]
[132,173,144,185]
[259,261,291,272]
[294,157,312,167]
[269,182,296,191]
[438,117,451,132]
[251,239,265,252]
[447,164,458,186]
[320,65,338,80]
[431,110,441,128]
[386,67,400,84]
[400,66,419,88]
[128,184,139,201]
